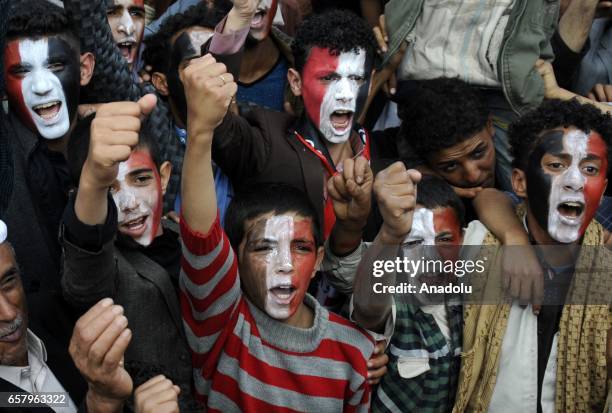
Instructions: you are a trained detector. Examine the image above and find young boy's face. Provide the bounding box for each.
[238,213,321,321]
[3,35,80,140]
[249,0,276,42]
[111,149,164,247]
[300,47,371,144]
[427,124,496,192]
[525,128,608,243]
[402,205,463,259]
[107,0,145,70]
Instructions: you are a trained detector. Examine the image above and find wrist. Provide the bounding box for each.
[502,228,530,245]
[379,224,405,245]
[227,7,255,31]
[86,389,125,413]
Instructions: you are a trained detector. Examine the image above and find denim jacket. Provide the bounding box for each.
[383,0,559,115]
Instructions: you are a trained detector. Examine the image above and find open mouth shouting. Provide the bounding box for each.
[556,200,585,224]
[32,100,62,123]
[251,6,269,29]
[268,282,298,306]
[117,39,137,63]
[330,109,354,134]
[119,214,149,238]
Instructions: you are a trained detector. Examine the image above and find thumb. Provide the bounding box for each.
[137,94,157,119]
[406,169,422,184]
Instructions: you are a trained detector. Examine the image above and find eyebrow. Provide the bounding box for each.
[127,168,153,176]
[435,231,453,238]
[0,266,18,282]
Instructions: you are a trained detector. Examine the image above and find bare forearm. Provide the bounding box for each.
[551,87,612,114]
[361,0,383,28]
[182,132,217,233]
[330,222,365,257]
[352,227,399,332]
[473,189,528,244]
[558,0,599,53]
[85,390,124,413]
[75,178,109,226]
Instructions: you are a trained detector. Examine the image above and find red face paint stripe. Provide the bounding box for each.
[580,132,608,234]
[301,47,339,129]
[4,41,35,131]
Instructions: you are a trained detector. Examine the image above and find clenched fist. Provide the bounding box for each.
[180,54,238,139]
[134,375,180,413]
[80,94,157,191]
[373,162,421,244]
[327,156,373,231]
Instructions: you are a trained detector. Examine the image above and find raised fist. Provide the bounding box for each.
[327,156,373,231]
[373,162,421,243]
[134,375,180,413]
[81,94,157,190]
[180,54,237,138]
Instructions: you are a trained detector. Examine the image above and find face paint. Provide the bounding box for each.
[107,0,145,69]
[301,47,371,144]
[4,37,80,140]
[527,129,608,243]
[240,215,317,321]
[249,0,277,41]
[111,150,163,247]
[166,27,215,126]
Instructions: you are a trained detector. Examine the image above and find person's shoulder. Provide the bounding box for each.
[324,308,375,357]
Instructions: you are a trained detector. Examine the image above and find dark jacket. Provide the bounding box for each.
[1,114,70,293]
[60,196,200,412]
[212,108,397,240]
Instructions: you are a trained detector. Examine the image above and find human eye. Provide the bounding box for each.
[402,239,423,248]
[130,8,145,18]
[47,62,65,72]
[321,73,340,82]
[441,162,458,173]
[581,164,600,176]
[9,65,29,77]
[470,146,486,159]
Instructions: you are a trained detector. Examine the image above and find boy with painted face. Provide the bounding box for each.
[60,95,203,412]
[204,9,381,241]
[179,50,375,411]
[452,99,612,412]
[1,0,94,292]
[323,165,469,412]
[107,0,146,72]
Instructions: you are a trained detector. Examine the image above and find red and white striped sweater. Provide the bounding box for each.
[179,216,374,412]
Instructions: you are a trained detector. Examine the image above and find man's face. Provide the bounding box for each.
[107,0,145,70]
[249,0,277,42]
[111,149,163,247]
[238,213,318,321]
[301,47,371,144]
[166,27,215,126]
[428,126,496,190]
[0,244,28,367]
[3,36,80,140]
[526,128,608,243]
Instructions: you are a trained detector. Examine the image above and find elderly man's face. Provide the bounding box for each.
[0,243,28,366]
[107,0,145,70]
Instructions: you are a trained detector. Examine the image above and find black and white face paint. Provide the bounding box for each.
[4,36,80,140]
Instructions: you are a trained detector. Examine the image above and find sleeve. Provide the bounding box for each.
[211,111,272,185]
[179,214,241,366]
[551,30,589,90]
[320,241,371,295]
[209,16,250,56]
[60,194,120,309]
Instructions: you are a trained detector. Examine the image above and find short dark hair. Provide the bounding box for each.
[508,99,612,171]
[397,78,489,160]
[291,9,376,73]
[6,0,78,45]
[144,0,232,74]
[416,174,466,227]
[224,183,322,249]
[67,114,163,186]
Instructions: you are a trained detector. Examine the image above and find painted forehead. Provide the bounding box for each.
[538,129,608,160]
[245,215,314,241]
[5,36,77,67]
[304,47,367,75]
[119,149,156,176]
[113,0,145,8]
[171,28,214,63]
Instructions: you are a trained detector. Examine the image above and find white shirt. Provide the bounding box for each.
[0,330,77,413]
[398,0,515,87]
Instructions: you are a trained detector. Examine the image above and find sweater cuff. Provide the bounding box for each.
[179,213,224,256]
[62,191,117,252]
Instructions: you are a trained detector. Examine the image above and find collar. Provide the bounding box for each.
[0,329,48,386]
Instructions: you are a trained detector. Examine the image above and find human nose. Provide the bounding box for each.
[274,243,294,274]
[118,11,135,36]
[30,70,54,96]
[0,294,17,323]
[335,78,355,104]
[462,162,481,185]
[116,190,138,212]
[561,165,585,192]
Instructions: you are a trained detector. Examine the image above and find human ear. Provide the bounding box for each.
[152,72,170,96]
[159,161,172,195]
[79,52,95,86]
[511,168,527,198]
[287,68,303,97]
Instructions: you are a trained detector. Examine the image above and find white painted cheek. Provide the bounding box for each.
[318,81,339,142]
[263,216,295,319]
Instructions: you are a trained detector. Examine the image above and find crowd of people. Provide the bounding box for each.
[0,0,610,412]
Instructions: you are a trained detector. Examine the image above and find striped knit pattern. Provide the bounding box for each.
[373,302,462,413]
[179,216,374,412]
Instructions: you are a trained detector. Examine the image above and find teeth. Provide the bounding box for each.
[33,101,59,110]
[563,202,583,208]
[334,110,351,115]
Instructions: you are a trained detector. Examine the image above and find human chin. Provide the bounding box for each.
[318,114,353,144]
[264,274,308,320]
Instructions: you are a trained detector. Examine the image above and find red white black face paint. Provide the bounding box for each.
[249,0,277,41]
[107,0,145,69]
[4,37,78,140]
[301,47,369,144]
[527,129,608,243]
[112,150,163,247]
[242,215,317,321]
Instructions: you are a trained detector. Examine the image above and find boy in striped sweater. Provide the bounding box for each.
[177,44,375,412]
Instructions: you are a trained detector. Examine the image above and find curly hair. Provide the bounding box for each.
[143,0,232,74]
[396,78,489,160]
[6,0,78,43]
[417,174,466,227]
[291,9,376,73]
[508,99,612,171]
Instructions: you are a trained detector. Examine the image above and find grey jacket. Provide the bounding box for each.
[60,220,201,412]
[383,0,559,115]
